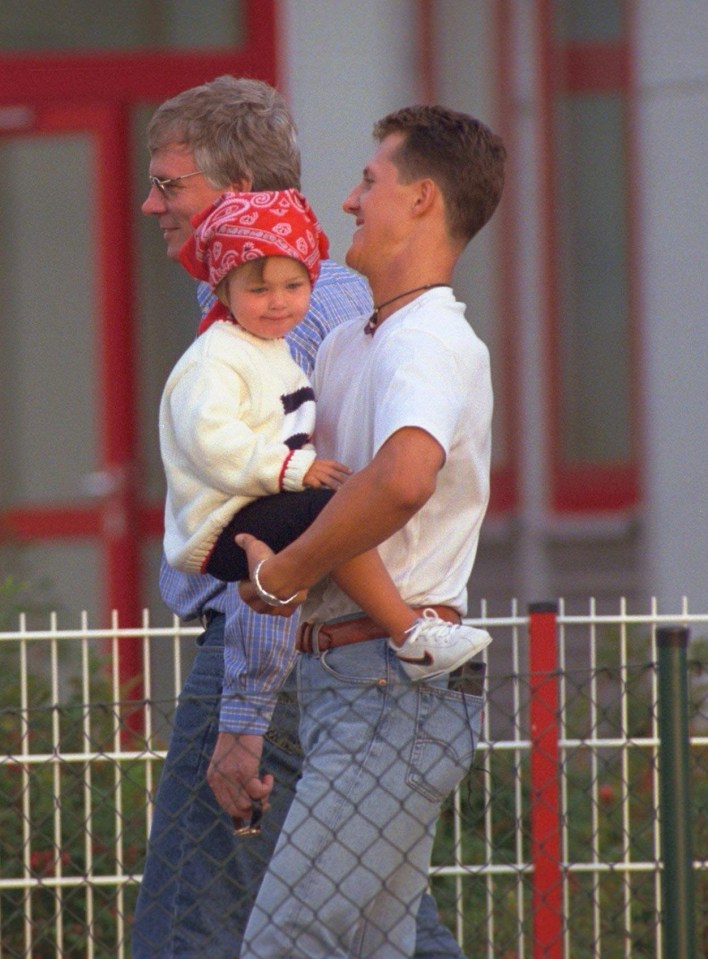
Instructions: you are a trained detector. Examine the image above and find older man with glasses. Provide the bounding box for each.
[133,74,470,959]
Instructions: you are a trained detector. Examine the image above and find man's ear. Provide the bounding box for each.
[411,178,437,217]
[229,178,253,193]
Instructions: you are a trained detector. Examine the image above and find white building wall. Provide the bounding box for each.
[279,0,708,614]
[279,0,420,264]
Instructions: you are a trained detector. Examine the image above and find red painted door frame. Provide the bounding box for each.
[0,1,277,631]
[0,102,136,616]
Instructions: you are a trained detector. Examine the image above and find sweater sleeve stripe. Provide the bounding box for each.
[281,385,315,414]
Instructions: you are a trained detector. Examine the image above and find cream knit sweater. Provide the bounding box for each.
[160,321,317,573]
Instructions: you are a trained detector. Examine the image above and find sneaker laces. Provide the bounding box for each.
[404,608,456,644]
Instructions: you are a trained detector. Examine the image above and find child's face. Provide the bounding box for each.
[222,257,312,339]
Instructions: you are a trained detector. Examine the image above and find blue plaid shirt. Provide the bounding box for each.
[159,260,372,733]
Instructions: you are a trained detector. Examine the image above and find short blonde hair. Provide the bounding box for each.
[374,105,506,245]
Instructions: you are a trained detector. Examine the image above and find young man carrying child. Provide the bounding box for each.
[231,104,506,959]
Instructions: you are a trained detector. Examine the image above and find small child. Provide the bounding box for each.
[159,189,491,680]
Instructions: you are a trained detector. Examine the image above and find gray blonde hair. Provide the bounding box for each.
[147,75,301,191]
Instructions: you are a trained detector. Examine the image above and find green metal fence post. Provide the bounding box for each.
[657,625,696,959]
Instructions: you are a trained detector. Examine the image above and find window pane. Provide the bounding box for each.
[0,0,243,51]
[0,136,97,504]
[555,93,631,463]
[554,0,624,42]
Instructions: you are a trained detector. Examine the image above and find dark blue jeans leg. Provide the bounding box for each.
[414,888,468,959]
[131,615,302,959]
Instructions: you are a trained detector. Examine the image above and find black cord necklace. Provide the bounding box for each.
[364,283,450,335]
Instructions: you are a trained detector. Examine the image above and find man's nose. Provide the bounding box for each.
[141,185,166,215]
[342,186,360,214]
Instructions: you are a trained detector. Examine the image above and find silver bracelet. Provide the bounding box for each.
[252,559,299,607]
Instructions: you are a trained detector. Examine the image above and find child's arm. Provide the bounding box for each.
[167,358,315,496]
[302,459,352,490]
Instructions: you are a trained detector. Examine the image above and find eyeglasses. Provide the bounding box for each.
[148,170,204,197]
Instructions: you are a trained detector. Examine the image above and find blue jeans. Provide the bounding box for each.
[132,616,470,959]
[242,637,485,959]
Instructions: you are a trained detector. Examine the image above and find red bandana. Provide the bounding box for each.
[179,189,330,334]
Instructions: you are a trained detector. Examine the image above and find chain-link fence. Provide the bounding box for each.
[1,601,706,958]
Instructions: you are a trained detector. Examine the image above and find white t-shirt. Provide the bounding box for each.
[306,286,492,620]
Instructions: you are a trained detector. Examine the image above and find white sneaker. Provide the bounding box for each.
[392,608,492,682]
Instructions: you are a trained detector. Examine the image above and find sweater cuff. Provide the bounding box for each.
[281,449,317,491]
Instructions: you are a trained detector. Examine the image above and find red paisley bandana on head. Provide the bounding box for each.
[180,189,330,333]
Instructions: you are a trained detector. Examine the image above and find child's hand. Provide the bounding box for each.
[303,459,352,490]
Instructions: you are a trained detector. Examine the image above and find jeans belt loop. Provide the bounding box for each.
[309,622,324,655]
[295,620,320,655]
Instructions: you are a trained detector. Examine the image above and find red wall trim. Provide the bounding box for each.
[0,2,276,104]
[1,505,165,542]
[561,43,630,92]
[0,52,274,105]
[416,0,436,104]
[1,507,101,540]
[553,463,638,513]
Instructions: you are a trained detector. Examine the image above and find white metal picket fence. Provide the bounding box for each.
[0,600,706,958]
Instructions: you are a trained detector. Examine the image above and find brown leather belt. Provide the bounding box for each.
[296,606,460,655]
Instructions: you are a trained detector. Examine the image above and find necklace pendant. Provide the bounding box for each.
[364,311,378,336]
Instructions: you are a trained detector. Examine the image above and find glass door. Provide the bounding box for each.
[0,102,140,645]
